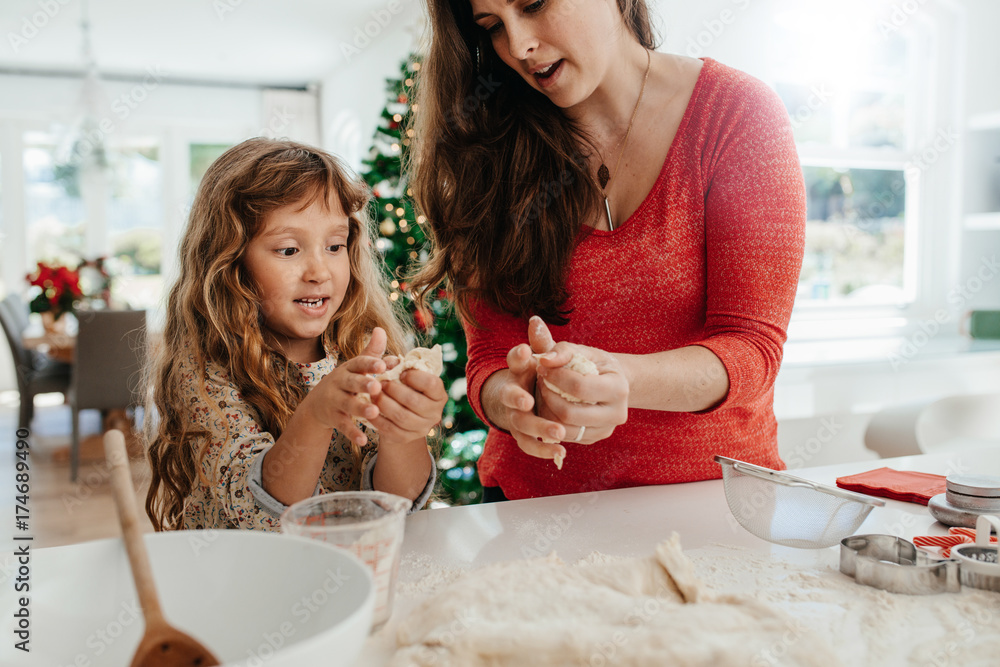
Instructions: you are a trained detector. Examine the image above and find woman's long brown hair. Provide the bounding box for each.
[145,138,409,530]
[409,0,658,325]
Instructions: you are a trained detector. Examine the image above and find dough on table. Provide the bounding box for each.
[359,345,443,428]
[391,533,840,667]
[535,352,598,470]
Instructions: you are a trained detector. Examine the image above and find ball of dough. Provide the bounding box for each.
[358,345,444,429]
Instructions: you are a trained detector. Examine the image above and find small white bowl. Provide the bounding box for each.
[0,530,373,666]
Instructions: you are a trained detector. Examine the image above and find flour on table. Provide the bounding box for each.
[688,544,1000,667]
[389,533,838,667]
[389,540,1000,666]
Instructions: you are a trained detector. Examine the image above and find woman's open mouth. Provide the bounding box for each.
[533,60,564,88]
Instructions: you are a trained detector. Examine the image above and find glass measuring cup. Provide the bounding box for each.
[281,491,410,630]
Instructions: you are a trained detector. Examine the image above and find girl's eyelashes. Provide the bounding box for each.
[525,0,546,13]
[272,243,344,256]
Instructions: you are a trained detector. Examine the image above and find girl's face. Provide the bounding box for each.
[244,194,352,363]
[469,0,618,108]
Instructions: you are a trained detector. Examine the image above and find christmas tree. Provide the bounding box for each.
[360,56,485,505]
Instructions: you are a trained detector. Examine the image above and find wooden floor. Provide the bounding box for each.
[0,392,153,550]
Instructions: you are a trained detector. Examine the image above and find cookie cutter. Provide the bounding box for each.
[952,515,1000,592]
[840,534,961,595]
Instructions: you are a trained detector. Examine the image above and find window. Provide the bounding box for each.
[23,131,88,267]
[23,131,165,310]
[798,166,907,303]
[768,7,925,309]
[189,143,232,197]
[107,138,164,310]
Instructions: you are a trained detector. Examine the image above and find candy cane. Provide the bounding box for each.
[913,527,996,557]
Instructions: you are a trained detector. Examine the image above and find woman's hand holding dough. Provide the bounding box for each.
[494,327,568,466]
[531,317,630,447]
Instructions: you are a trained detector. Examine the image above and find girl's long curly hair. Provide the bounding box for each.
[145,137,408,531]
[408,0,658,325]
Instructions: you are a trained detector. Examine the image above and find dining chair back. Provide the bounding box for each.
[0,294,72,431]
[865,392,1000,459]
[2,293,31,338]
[916,392,1000,453]
[863,400,926,458]
[69,309,147,480]
[0,294,33,370]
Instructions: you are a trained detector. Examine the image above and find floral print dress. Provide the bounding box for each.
[178,347,433,531]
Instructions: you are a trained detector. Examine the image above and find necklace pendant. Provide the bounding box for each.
[604,196,614,231]
[597,164,610,189]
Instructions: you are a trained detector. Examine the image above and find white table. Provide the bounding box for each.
[360,447,1000,665]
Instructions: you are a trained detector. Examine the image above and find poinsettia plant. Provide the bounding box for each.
[25,262,83,321]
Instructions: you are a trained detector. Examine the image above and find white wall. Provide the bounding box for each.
[961,0,1000,118]
[320,2,425,172]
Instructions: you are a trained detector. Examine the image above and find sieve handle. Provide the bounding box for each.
[715,455,886,507]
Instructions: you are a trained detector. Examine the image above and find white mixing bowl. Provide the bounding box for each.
[1,530,374,666]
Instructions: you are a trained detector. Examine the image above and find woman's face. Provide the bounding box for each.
[469,0,620,108]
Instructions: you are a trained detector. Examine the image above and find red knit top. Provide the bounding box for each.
[463,58,807,499]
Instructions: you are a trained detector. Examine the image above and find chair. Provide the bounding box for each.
[69,310,147,481]
[864,393,1000,458]
[0,294,72,432]
[916,393,1000,453]
[863,400,926,458]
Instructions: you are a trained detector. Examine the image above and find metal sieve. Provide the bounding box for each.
[715,455,886,549]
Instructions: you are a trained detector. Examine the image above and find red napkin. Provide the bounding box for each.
[836,467,947,506]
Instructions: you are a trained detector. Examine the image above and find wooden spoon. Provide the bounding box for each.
[104,429,221,667]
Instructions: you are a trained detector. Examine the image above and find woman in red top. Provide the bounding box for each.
[410,0,806,500]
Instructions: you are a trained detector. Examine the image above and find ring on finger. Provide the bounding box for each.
[575,425,586,442]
